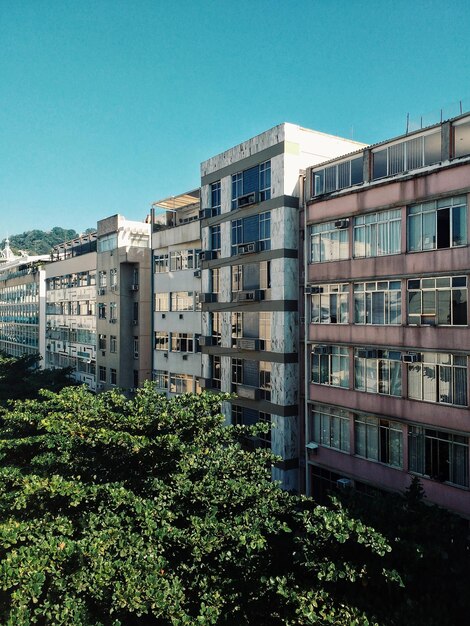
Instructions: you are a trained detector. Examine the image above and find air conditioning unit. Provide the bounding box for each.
[337,478,354,489]
[306,442,319,453]
[334,219,350,229]
[110,284,118,291]
[238,241,259,255]
[130,284,139,292]
[182,354,188,360]
[236,384,260,400]
[199,208,213,219]
[198,377,212,389]
[199,335,217,347]
[109,319,117,324]
[357,349,378,359]
[402,352,421,363]
[96,384,104,390]
[98,288,106,296]
[235,289,264,302]
[237,191,258,208]
[313,345,331,355]
[199,250,216,262]
[236,338,260,351]
[193,269,201,278]
[197,292,218,304]
[132,320,139,326]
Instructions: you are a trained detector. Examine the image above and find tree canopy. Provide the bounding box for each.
[2,227,82,255]
[0,384,400,625]
[0,353,75,407]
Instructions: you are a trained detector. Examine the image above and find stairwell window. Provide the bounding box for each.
[211,181,221,215]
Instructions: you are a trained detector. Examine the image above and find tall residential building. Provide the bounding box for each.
[199,123,365,490]
[151,190,202,395]
[303,113,470,518]
[95,215,152,392]
[0,240,48,359]
[45,233,98,388]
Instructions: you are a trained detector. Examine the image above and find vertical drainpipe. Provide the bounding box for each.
[302,172,310,497]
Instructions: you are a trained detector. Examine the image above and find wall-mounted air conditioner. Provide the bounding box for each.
[238,241,259,255]
[334,219,349,229]
[237,191,258,208]
[200,250,216,262]
[313,345,331,355]
[401,352,421,363]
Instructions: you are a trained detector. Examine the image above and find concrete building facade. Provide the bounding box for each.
[303,113,470,518]
[199,123,365,489]
[151,190,202,395]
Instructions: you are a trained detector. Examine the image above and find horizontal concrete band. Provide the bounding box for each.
[201,194,300,227]
[199,346,298,364]
[202,299,298,313]
[201,248,298,270]
[201,141,287,186]
[232,397,298,417]
[274,457,299,471]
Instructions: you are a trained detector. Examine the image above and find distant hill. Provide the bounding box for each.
[2,227,94,256]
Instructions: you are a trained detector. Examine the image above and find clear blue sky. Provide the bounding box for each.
[1,0,470,237]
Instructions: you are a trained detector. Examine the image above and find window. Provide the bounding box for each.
[210,225,221,254]
[231,406,271,449]
[109,302,117,322]
[133,337,139,359]
[355,415,403,468]
[260,261,271,289]
[259,361,271,401]
[99,366,106,382]
[407,195,467,251]
[313,156,363,196]
[211,181,221,215]
[409,426,468,487]
[310,221,349,263]
[408,352,467,406]
[259,312,271,351]
[98,334,107,350]
[154,254,169,273]
[110,368,117,386]
[110,268,117,289]
[353,209,401,258]
[231,358,243,389]
[354,349,402,397]
[98,271,107,288]
[311,283,349,324]
[231,212,271,254]
[231,160,271,209]
[310,404,350,452]
[372,131,441,179]
[98,303,106,319]
[153,370,168,391]
[97,233,117,252]
[354,281,401,325]
[154,331,169,351]
[133,302,139,323]
[232,265,242,293]
[231,312,242,346]
[171,291,194,311]
[312,346,349,388]
[169,373,193,394]
[407,276,467,326]
[210,268,220,294]
[110,335,117,353]
[171,333,194,352]
[211,355,222,390]
[155,293,169,311]
[211,312,222,346]
[169,249,201,271]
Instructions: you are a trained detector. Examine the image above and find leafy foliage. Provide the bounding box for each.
[2,227,80,255]
[0,353,75,407]
[339,477,470,626]
[0,384,400,625]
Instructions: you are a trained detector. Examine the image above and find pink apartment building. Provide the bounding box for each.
[303,113,470,519]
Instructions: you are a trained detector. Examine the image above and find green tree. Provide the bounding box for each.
[339,477,470,626]
[0,384,400,625]
[0,353,74,406]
